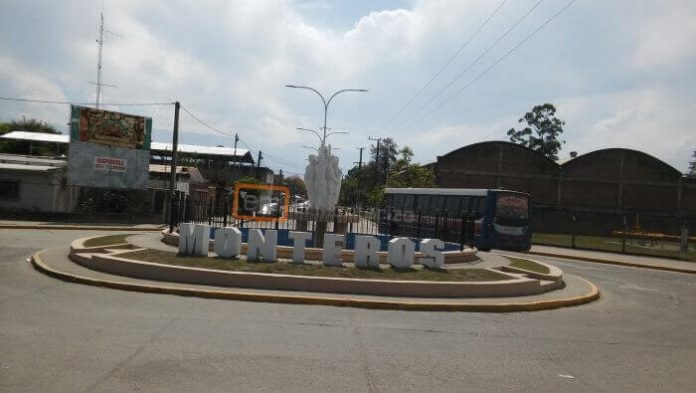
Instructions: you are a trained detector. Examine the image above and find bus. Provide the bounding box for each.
[380,188,531,251]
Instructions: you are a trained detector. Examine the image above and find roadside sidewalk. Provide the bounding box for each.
[513,245,696,274]
[0,220,164,231]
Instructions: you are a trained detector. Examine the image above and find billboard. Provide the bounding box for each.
[67,105,152,189]
[70,105,151,149]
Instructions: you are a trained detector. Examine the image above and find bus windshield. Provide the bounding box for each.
[495,193,529,226]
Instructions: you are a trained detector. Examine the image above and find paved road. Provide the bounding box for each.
[1,229,695,392]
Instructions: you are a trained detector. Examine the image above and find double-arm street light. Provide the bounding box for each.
[285,84,367,146]
[302,145,341,153]
[297,127,348,147]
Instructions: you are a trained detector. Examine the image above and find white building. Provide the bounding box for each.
[0,154,79,212]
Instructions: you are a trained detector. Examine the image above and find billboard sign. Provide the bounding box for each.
[70,105,151,149]
[67,105,152,189]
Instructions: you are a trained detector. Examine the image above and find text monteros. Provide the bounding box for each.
[179,223,446,269]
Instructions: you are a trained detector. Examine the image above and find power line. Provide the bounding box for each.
[392,0,545,130]
[409,0,577,127]
[383,0,508,128]
[179,105,236,137]
[236,137,255,156]
[0,96,174,106]
[262,152,305,169]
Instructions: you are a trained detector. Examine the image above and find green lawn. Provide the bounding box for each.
[506,257,550,274]
[533,233,696,262]
[116,249,511,282]
[84,234,133,247]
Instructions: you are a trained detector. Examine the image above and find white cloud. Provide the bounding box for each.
[560,87,694,171]
[0,56,69,129]
[630,0,696,69]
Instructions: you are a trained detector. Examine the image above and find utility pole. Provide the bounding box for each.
[168,101,180,233]
[369,136,382,185]
[233,133,239,179]
[354,147,366,209]
[356,146,365,170]
[256,150,263,179]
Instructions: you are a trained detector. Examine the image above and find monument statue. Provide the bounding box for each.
[304,144,342,211]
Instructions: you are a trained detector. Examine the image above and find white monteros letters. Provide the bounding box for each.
[322,234,344,266]
[288,231,312,264]
[354,235,381,268]
[419,238,445,269]
[178,225,451,267]
[247,229,278,262]
[388,237,415,269]
[179,223,210,256]
[213,227,242,258]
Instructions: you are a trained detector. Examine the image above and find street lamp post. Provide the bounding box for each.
[286,85,367,248]
[285,85,367,146]
[297,127,348,146]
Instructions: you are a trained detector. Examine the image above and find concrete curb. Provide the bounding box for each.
[74,234,560,298]
[0,224,165,231]
[30,250,600,312]
[500,259,563,284]
[527,250,696,275]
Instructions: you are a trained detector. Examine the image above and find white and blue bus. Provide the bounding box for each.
[380,188,532,251]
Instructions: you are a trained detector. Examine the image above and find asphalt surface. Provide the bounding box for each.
[1,229,695,392]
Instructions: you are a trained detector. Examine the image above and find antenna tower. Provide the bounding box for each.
[90,6,121,109]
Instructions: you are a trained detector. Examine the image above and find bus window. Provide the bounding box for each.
[393,194,404,210]
[445,196,461,214]
[383,194,393,209]
[417,195,431,213]
[495,193,529,225]
[403,195,415,211]
[431,196,445,213]
[460,196,471,213]
[473,197,486,220]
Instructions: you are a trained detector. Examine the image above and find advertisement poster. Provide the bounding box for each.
[70,105,152,149]
[67,105,152,189]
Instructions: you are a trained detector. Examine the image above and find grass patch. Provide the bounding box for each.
[84,234,133,247]
[116,248,510,282]
[506,257,550,274]
[533,232,696,262]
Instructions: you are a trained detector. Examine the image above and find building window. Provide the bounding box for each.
[0,180,20,199]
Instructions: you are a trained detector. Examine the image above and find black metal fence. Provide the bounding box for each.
[531,208,695,261]
[169,192,379,233]
[168,193,476,249]
[378,209,476,247]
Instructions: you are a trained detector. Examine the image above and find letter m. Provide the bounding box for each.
[179,223,210,256]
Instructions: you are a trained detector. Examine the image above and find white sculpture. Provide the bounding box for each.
[304,144,342,211]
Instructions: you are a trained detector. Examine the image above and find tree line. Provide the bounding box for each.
[0,118,66,156]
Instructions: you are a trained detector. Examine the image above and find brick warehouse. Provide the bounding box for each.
[432,141,696,235]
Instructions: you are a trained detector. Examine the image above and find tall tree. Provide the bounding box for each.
[0,118,59,135]
[688,150,696,177]
[507,103,566,161]
[386,146,435,188]
[283,175,307,198]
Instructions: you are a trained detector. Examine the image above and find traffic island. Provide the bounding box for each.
[22,233,600,311]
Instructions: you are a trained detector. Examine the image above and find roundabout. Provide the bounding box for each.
[30,230,600,312]
[5,227,695,392]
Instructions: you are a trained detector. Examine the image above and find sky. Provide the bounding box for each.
[1,0,695,177]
